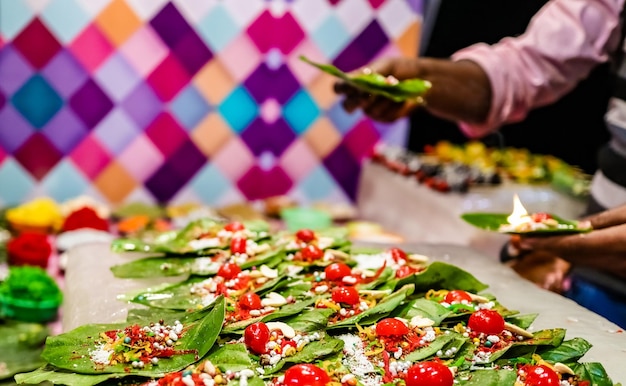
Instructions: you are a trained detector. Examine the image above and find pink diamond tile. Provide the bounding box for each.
[13,133,63,181]
[219,33,262,82]
[146,53,191,102]
[69,134,112,180]
[69,23,114,72]
[237,165,293,200]
[247,10,305,55]
[212,137,255,180]
[117,134,165,181]
[119,25,169,77]
[344,118,380,160]
[279,140,319,182]
[0,146,5,164]
[287,39,327,86]
[144,112,187,157]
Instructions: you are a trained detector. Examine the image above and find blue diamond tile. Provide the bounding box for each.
[170,84,211,131]
[0,158,35,206]
[41,0,90,43]
[299,165,336,201]
[40,159,90,202]
[197,4,239,52]
[0,1,33,40]
[283,89,320,135]
[189,163,231,204]
[326,100,363,134]
[218,86,258,133]
[311,14,351,58]
[12,74,63,128]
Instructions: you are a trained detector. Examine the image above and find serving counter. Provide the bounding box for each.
[62,241,626,383]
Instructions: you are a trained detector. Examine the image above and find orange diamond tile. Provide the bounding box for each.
[191,113,233,157]
[303,117,341,158]
[193,59,235,105]
[94,160,137,204]
[397,21,420,57]
[95,0,142,47]
[308,72,339,110]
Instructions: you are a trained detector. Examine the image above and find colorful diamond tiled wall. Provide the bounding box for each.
[0,0,421,207]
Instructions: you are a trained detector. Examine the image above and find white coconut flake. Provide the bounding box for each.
[337,334,382,386]
[89,344,114,365]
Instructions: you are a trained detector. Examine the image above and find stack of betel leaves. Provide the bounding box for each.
[13,219,620,386]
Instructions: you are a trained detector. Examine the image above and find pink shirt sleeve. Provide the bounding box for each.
[451,0,625,138]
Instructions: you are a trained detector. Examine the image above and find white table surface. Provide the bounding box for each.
[63,242,626,383]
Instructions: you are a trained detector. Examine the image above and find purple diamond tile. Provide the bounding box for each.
[144,112,187,157]
[323,142,361,200]
[41,107,88,154]
[145,139,207,202]
[0,105,35,153]
[0,91,5,110]
[172,30,213,76]
[243,63,299,104]
[0,44,34,95]
[241,117,295,157]
[94,53,140,102]
[150,3,193,48]
[121,81,163,128]
[41,48,88,98]
[69,79,113,129]
[333,20,388,72]
[13,132,63,180]
[237,165,293,200]
[93,108,140,155]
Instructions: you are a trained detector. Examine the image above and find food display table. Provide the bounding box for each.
[356,162,588,259]
[62,241,626,382]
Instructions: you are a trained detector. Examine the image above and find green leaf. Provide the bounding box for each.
[222,298,316,334]
[327,284,414,330]
[385,262,488,294]
[504,314,538,330]
[41,297,225,376]
[455,369,517,385]
[281,308,334,333]
[299,56,431,102]
[460,212,591,235]
[569,362,616,386]
[264,335,344,375]
[396,298,453,326]
[207,343,253,372]
[0,321,49,380]
[404,332,466,362]
[537,337,592,363]
[356,268,394,291]
[14,365,120,386]
[484,328,566,364]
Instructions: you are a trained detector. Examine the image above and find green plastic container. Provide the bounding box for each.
[280,207,332,232]
[0,294,61,323]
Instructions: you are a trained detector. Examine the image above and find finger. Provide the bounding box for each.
[333,81,354,95]
[583,205,626,230]
[363,97,404,122]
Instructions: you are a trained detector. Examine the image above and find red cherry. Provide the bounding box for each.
[444,290,473,304]
[324,263,352,281]
[468,309,505,335]
[283,364,330,386]
[239,292,262,310]
[524,365,560,386]
[406,361,454,386]
[389,247,408,263]
[531,213,552,222]
[244,322,270,354]
[217,262,241,280]
[295,229,316,243]
[331,286,360,305]
[395,265,417,278]
[224,221,245,232]
[301,245,324,261]
[231,237,247,254]
[375,318,410,337]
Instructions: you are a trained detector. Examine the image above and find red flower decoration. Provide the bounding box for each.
[61,207,109,232]
[7,233,53,268]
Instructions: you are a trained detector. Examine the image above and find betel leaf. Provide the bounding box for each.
[327,284,414,330]
[455,369,517,385]
[41,297,225,376]
[111,249,283,279]
[299,56,431,102]
[505,314,538,330]
[460,212,591,235]
[281,308,334,333]
[536,337,592,363]
[404,332,466,362]
[356,267,394,291]
[396,298,453,326]
[264,334,344,375]
[569,362,616,386]
[222,298,317,334]
[14,365,120,386]
[207,343,253,372]
[385,262,488,294]
[482,328,566,364]
[0,321,49,380]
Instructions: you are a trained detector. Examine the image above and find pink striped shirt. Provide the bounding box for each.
[452,0,625,137]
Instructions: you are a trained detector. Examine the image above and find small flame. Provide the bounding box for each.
[507,194,529,226]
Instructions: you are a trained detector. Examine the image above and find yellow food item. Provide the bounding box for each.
[6,197,63,230]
